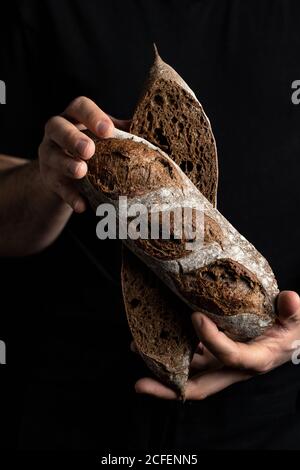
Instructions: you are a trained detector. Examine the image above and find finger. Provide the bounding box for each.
[130,341,138,353]
[135,368,251,401]
[45,115,95,160]
[195,342,204,354]
[48,175,86,213]
[43,142,88,179]
[277,291,300,327]
[190,351,221,372]
[63,96,114,138]
[135,377,178,400]
[192,313,241,364]
[192,313,270,372]
[109,116,132,132]
[185,368,252,400]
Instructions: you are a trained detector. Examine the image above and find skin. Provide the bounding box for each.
[0,96,130,256]
[1,96,298,400]
[39,96,130,213]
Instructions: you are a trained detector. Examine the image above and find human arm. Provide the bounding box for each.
[0,96,130,257]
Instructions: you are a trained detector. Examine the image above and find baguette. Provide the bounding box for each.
[79,50,279,396]
[121,47,219,395]
[79,129,279,344]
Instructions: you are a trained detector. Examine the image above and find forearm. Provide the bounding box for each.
[0,157,73,256]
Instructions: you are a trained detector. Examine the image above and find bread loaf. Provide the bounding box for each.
[79,49,279,396]
[121,47,219,395]
[79,128,279,344]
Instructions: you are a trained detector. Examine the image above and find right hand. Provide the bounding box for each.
[39,96,131,213]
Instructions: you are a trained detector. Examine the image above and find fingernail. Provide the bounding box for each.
[192,312,203,334]
[193,312,203,323]
[73,200,79,212]
[96,120,111,136]
[76,139,88,156]
[73,199,84,213]
[73,161,87,178]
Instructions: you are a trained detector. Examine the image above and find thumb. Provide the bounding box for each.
[277,290,300,326]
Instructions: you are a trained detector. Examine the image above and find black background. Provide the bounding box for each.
[0,0,300,451]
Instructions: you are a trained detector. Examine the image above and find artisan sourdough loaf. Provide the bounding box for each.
[121,48,219,395]
[79,50,279,396]
[79,129,279,341]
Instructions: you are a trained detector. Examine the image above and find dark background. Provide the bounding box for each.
[0,0,300,450]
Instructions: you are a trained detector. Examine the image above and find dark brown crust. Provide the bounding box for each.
[121,50,219,395]
[173,258,273,318]
[135,212,223,260]
[87,137,182,199]
[204,215,224,247]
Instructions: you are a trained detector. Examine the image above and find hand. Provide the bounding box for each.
[39,96,131,213]
[135,290,300,400]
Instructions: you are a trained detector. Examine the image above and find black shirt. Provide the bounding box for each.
[1,0,300,450]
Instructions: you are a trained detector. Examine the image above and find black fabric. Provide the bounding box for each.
[0,0,300,450]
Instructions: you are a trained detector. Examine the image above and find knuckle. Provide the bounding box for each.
[44,115,59,135]
[69,95,89,111]
[64,128,80,148]
[85,108,100,127]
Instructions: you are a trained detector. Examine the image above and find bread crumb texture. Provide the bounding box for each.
[130,78,218,205]
[122,249,196,394]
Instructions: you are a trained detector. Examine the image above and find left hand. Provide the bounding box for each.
[134,290,300,400]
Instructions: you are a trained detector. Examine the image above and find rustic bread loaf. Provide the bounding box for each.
[79,129,279,346]
[79,50,278,396]
[82,88,217,395]
[121,49,219,395]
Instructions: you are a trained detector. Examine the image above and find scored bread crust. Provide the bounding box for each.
[79,50,278,396]
[79,129,279,338]
[122,49,219,395]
